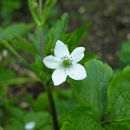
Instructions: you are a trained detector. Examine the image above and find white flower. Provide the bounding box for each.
[43,40,87,86]
[24,121,35,130]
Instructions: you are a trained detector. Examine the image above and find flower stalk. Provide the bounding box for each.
[2,41,29,68]
[44,83,59,130]
[38,1,59,129]
[39,27,44,57]
[38,0,44,57]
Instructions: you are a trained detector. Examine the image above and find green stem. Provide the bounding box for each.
[44,83,59,130]
[2,41,29,68]
[0,78,38,85]
[39,0,42,17]
[38,0,44,57]
[38,1,58,129]
[39,27,44,57]
[28,0,40,25]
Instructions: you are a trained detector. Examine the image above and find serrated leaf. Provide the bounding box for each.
[61,105,101,130]
[63,24,89,51]
[46,13,68,54]
[68,59,113,116]
[106,66,130,121]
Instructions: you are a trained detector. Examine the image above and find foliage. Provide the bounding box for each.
[119,41,130,68]
[62,65,130,130]
[0,0,129,130]
[68,59,113,117]
[0,23,34,41]
[0,0,22,26]
[61,105,101,130]
[106,66,130,121]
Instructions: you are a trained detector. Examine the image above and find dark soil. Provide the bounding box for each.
[58,0,130,68]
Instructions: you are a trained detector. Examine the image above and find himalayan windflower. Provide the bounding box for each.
[43,40,87,86]
[24,121,35,130]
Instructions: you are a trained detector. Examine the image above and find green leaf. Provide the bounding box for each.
[24,112,52,129]
[4,118,24,130]
[0,23,33,41]
[1,0,22,26]
[5,110,52,130]
[0,86,4,98]
[61,105,101,130]
[28,0,57,26]
[9,36,36,55]
[0,67,14,82]
[63,23,89,51]
[9,107,27,122]
[28,0,40,25]
[46,13,68,54]
[41,0,57,25]
[28,25,48,55]
[119,41,130,67]
[68,59,113,116]
[2,41,30,67]
[103,120,130,130]
[36,92,50,112]
[54,89,78,116]
[28,29,41,55]
[106,66,130,121]
[26,94,37,111]
[80,51,97,64]
[40,125,53,130]
[0,28,4,41]
[31,55,50,81]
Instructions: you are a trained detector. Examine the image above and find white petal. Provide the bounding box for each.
[54,40,70,58]
[67,64,87,80]
[43,55,60,69]
[71,47,85,63]
[25,121,35,130]
[52,69,67,86]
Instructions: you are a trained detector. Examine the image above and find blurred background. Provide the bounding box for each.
[0,0,130,68]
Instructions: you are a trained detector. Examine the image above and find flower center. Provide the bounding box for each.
[62,59,71,68]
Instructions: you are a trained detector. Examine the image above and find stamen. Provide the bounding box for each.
[62,59,71,68]
[61,55,73,68]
